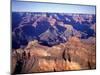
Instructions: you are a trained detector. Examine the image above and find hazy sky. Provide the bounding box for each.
[12,0,96,14]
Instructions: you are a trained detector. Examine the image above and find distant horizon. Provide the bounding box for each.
[12,1,96,14]
[12,11,96,15]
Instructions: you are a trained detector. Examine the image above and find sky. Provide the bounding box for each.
[12,0,96,14]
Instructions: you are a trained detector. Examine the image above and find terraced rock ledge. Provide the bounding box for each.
[12,37,96,74]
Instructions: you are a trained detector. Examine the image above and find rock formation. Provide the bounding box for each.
[12,37,96,74]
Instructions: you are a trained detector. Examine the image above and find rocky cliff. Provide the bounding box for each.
[12,37,96,74]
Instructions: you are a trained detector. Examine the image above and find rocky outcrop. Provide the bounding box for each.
[12,37,96,74]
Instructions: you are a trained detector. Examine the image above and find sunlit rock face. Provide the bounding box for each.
[12,37,96,74]
[12,12,96,74]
